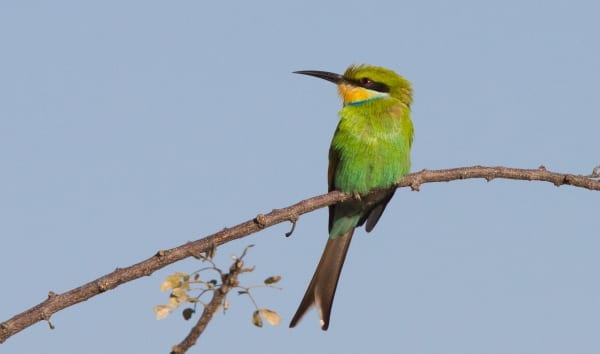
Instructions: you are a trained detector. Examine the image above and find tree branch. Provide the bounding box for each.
[1,165,598,344]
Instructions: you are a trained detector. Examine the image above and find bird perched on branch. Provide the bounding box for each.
[290,64,414,330]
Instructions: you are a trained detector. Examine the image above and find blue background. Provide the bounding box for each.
[1,1,599,353]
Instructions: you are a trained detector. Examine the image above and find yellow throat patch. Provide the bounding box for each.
[337,83,386,105]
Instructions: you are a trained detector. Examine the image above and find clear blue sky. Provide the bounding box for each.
[1,1,599,353]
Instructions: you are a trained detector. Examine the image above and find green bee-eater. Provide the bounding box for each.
[289,64,413,330]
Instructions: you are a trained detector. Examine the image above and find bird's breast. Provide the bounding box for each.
[331,110,411,194]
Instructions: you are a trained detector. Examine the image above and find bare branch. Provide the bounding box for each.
[1,165,599,344]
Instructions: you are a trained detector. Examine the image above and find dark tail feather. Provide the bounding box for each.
[365,190,395,232]
[289,229,354,330]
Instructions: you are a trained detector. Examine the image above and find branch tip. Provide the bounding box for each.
[239,244,254,260]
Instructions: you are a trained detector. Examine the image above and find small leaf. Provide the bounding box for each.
[260,309,281,326]
[264,275,281,284]
[160,280,172,292]
[182,308,194,320]
[167,297,180,309]
[252,310,263,327]
[154,305,171,320]
[161,272,189,291]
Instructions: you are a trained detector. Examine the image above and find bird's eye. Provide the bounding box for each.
[360,77,372,85]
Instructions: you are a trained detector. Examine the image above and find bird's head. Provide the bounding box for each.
[294,64,412,107]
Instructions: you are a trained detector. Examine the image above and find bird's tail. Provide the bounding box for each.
[289,228,354,330]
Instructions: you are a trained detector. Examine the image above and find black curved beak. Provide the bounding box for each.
[293,70,344,84]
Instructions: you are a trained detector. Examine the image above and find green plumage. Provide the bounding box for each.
[290,64,413,330]
[332,99,412,195]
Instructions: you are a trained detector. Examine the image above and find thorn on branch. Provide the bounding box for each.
[285,215,298,238]
[41,311,54,330]
[410,181,421,191]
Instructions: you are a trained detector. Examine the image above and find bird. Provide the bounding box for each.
[289,64,414,330]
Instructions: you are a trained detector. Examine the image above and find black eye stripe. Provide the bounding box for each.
[352,77,390,93]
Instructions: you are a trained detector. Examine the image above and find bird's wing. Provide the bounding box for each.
[327,146,340,232]
[363,190,395,232]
